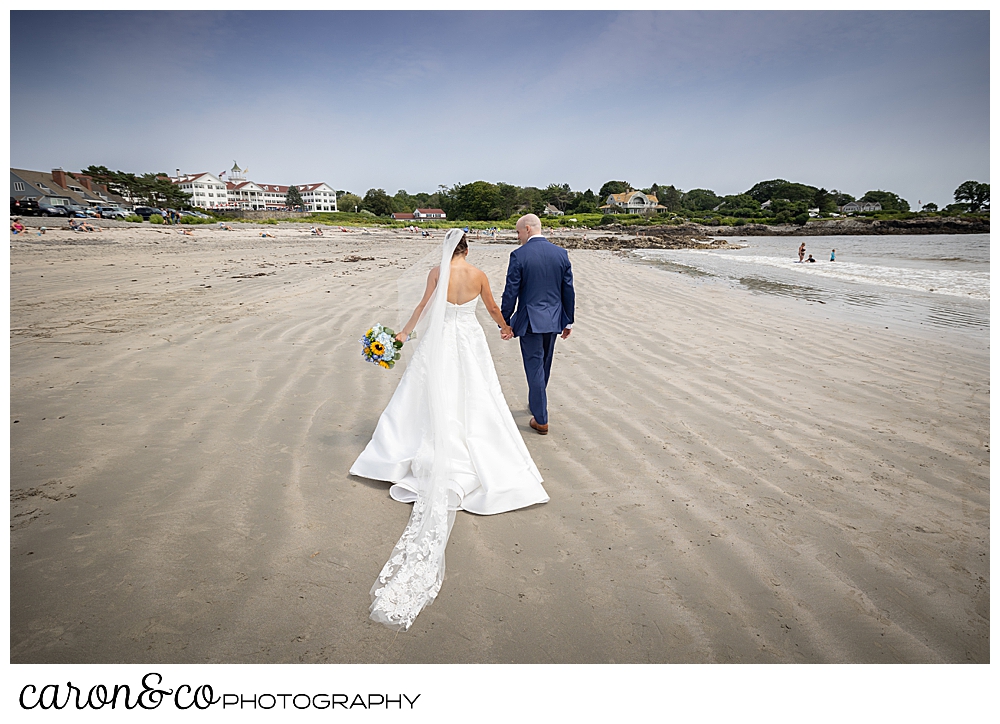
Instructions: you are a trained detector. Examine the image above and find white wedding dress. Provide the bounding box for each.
[351,230,548,630]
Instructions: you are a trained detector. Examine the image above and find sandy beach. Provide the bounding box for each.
[9,222,989,663]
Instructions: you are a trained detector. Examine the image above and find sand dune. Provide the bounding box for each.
[9,224,988,663]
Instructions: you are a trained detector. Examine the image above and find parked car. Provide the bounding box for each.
[37,200,71,217]
[132,206,164,220]
[95,205,129,219]
[64,203,97,218]
[185,209,212,218]
[11,197,40,216]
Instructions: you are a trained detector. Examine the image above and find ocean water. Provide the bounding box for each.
[630,234,989,338]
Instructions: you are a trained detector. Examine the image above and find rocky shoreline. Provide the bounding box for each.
[540,215,988,251]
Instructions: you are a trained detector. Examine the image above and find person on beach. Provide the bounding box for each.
[351,229,548,631]
[831,249,836,262]
[798,242,806,263]
[11,218,24,234]
[501,213,575,436]
[807,254,816,263]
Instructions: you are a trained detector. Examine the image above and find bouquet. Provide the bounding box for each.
[360,323,405,369]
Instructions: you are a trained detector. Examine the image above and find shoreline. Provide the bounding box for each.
[10,227,989,663]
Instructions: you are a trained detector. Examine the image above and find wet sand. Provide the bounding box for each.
[9,223,989,663]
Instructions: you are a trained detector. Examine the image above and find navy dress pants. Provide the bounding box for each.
[519,331,558,425]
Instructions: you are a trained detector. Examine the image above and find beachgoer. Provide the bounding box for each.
[807,254,816,263]
[11,218,24,234]
[798,242,806,263]
[830,249,836,262]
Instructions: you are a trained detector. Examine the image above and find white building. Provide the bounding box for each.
[171,172,229,208]
[296,183,338,212]
[171,162,337,211]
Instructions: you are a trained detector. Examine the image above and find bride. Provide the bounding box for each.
[351,228,548,631]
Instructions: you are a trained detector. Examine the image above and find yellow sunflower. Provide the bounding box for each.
[371,341,386,355]
[379,360,390,369]
[364,346,371,356]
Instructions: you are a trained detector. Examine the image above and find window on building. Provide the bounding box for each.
[13,182,25,191]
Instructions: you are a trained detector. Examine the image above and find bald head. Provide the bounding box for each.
[515,214,542,244]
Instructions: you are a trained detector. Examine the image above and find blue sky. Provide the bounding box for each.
[10,10,989,208]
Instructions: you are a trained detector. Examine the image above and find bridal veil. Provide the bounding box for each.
[368,229,464,630]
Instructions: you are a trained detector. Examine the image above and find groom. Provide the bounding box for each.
[500,214,575,435]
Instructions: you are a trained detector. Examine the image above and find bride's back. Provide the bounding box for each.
[446,258,484,305]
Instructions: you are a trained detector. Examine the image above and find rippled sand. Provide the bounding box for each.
[10,224,989,663]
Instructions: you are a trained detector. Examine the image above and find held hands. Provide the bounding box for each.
[500,325,514,341]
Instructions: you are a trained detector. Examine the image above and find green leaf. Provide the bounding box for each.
[394,353,401,360]
[384,328,395,336]
[393,340,403,349]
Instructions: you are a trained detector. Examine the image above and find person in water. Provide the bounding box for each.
[830,249,836,262]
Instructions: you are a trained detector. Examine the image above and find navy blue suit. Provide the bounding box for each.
[501,236,575,426]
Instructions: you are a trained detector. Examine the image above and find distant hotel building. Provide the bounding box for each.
[170,162,337,212]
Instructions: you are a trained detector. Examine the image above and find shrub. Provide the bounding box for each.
[793,212,810,225]
[598,214,618,226]
[180,215,214,224]
[149,214,164,224]
[733,218,746,227]
[125,214,143,223]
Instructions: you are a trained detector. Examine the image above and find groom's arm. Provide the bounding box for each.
[561,256,575,330]
[500,254,521,326]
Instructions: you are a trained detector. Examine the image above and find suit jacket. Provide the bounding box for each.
[501,236,575,337]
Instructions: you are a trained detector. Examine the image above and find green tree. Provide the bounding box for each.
[362,188,394,216]
[746,179,818,204]
[832,190,854,206]
[598,180,632,199]
[286,185,304,209]
[683,188,721,211]
[812,188,837,214]
[338,192,363,213]
[860,190,910,212]
[545,183,573,212]
[921,202,939,212]
[570,189,598,214]
[494,183,519,219]
[718,193,761,217]
[746,179,791,203]
[392,189,418,213]
[454,181,504,220]
[658,185,683,212]
[514,186,546,216]
[954,181,989,212]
